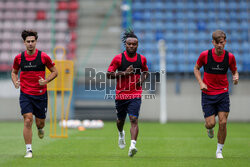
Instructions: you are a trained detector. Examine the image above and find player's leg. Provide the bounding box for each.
[33,92,47,139]
[127,98,141,157]
[23,113,33,158]
[128,115,138,157]
[216,112,229,158]
[35,117,45,139]
[202,92,216,138]
[117,118,126,149]
[216,92,230,158]
[217,112,229,144]
[20,91,33,158]
[115,100,127,149]
[205,115,216,138]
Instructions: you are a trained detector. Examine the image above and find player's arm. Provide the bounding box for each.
[39,66,58,86]
[194,63,207,91]
[232,70,239,85]
[11,68,20,89]
[107,65,134,79]
[230,54,239,85]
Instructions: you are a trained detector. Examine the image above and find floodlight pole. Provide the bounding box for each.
[158,39,167,124]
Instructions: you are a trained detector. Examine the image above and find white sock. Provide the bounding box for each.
[216,143,224,153]
[26,144,32,152]
[119,130,124,137]
[131,140,136,147]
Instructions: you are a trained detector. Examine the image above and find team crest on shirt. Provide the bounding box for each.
[212,65,224,71]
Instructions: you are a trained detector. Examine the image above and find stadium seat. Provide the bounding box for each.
[26,1,37,10]
[132,11,143,21]
[36,10,47,20]
[165,2,175,10]
[186,11,195,20]
[154,2,165,11]
[57,1,68,10]
[176,12,185,21]
[155,21,165,31]
[165,12,174,21]
[69,1,79,11]
[132,2,144,11]
[15,11,25,20]
[5,1,16,10]
[142,11,151,21]
[0,1,4,10]
[16,1,26,10]
[37,1,51,11]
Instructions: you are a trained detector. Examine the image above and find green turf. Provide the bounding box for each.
[0,121,249,167]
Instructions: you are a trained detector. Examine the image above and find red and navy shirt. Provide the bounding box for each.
[197,48,237,95]
[13,49,55,95]
[108,51,148,100]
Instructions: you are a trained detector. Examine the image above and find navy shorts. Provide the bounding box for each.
[19,91,48,119]
[115,98,142,120]
[202,92,230,118]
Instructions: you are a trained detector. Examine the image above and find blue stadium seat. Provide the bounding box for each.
[228,2,237,10]
[144,2,152,11]
[152,11,165,20]
[186,2,196,10]
[207,2,216,10]
[165,42,175,52]
[207,22,217,31]
[188,42,197,52]
[196,2,206,10]
[166,52,175,64]
[132,12,143,21]
[132,2,144,10]
[165,22,175,31]
[176,2,185,10]
[207,11,216,20]
[133,21,144,31]
[175,22,186,31]
[188,52,198,64]
[218,12,230,20]
[196,11,207,20]
[144,32,155,41]
[239,1,248,10]
[142,11,152,21]
[218,2,227,10]
[165,12,174,21]
[186,11,195,20]
[240,21,248,30]
[176,32,186,41]
[229,11,238,20]
[187,22,196,30]
[155,21,165,31]
[165,2,175,10]
[154,2,165,11]
[166,64,176,73]
[239,11,248,20]
[176,12,185,20]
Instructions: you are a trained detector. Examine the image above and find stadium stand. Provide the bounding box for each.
[123,0,249,73]
[0,0,79,72]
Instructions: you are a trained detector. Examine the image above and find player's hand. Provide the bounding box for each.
[125,65,134,75]
[233,75,239,85]
[200,82,208,91]
[14,80,20,89]
[38,76,48,86]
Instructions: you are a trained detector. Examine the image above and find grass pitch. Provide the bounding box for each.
[0,121,249,167]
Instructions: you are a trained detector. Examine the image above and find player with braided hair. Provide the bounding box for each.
[107,29,148,157]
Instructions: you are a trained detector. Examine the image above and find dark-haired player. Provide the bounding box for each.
[194,30,239,159]
[11,30,58,158]
[107,30,149,157]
